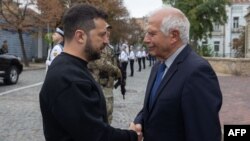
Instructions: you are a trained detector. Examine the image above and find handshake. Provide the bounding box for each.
[129,122,143,141]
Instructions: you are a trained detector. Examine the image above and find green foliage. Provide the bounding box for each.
[197,45,214,57]
[163,0,229,42]
[44,33,53,46]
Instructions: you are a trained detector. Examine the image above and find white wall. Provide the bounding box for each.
[199,3,250,57]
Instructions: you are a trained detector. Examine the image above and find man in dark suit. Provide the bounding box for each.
[129,7,222,141]
[39,4,140,141]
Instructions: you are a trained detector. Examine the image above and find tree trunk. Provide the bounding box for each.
[17,28,29,67]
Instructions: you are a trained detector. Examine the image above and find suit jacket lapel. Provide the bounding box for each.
[148,45,192,113]
[144,62,161,112]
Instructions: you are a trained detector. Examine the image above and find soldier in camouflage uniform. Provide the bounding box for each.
[88,25,121,124]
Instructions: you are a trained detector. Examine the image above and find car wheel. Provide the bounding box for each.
[4,66,19,85]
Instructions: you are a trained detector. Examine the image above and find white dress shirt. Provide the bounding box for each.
[142,50,147,57]
[136,51,142,58]
[119,50,128,62]
[129,51,135,60]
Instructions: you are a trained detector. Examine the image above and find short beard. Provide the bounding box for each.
[84,38,101,61]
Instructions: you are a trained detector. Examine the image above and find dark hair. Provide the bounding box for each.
[62,4,108,40]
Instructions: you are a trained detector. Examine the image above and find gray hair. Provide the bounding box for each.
[154,7,190,44]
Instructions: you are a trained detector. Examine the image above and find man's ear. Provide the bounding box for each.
[170,30,180,43]
[75,30,87,44]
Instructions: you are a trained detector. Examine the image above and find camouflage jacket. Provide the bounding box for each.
[88,46,121,88]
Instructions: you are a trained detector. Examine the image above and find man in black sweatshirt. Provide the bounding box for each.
[39,4,140,141]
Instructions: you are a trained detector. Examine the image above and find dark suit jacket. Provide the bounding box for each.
[134,45,222,141]
[40,52,137,141]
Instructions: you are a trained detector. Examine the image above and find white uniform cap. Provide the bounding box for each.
[56,27,64,37]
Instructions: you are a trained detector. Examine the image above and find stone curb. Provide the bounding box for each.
[23,63,46,71]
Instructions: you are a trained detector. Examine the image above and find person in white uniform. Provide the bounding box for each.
[141,48,147,69]
[118,46,129,99]
[46,27,64,68]
[136,47,142,72]
[128,45,135,76]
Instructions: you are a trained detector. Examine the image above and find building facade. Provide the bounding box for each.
[201,0,250,57]
[245,7,250,57]
[0,0,48,61]
[0,28,47,60]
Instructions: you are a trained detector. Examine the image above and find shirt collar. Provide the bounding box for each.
[164,44,186,68]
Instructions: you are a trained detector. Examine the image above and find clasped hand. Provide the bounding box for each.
[129,122,143,141]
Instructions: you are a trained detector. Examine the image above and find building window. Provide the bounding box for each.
[233,17,239,29]
[214,41,220,52]
[214,23,220,31]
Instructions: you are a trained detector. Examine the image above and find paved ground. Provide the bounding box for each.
[112,65,250,128]
[111,65,149,129]
[219,75,250,125]
[0,62,249,140]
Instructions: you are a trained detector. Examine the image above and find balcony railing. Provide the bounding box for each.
[231,28,244,33]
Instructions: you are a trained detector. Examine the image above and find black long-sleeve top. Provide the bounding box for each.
[39,52,137,141]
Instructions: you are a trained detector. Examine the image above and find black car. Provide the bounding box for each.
[0,53,23,85]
